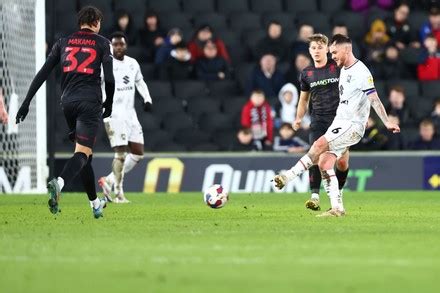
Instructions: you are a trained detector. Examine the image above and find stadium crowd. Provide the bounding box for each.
[46,0,440,152]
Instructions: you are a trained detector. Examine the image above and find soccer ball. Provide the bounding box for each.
[203,184,229,209]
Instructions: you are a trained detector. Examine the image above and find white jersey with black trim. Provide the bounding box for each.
[106,55,143,119]
[335,59,375,129]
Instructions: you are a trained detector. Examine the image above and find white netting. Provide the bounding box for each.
[0,0,40,192]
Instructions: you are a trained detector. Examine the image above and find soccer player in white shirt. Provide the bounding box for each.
[99,32,153,203]
[273,34,400,217]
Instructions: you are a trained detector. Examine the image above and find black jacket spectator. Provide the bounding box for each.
[289,24,314,61]
[385,3,414,49]
[159,42,193,80]
[410,119,440,150]
[247,54,285,97]
[195,41,230,81]
[254,21,289,61]
[110,10,136,45]
[137,11,166,62]
[374,45,413,79]
[284,53,312,92]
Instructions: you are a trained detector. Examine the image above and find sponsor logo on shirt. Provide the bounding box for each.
[310,78,339,88]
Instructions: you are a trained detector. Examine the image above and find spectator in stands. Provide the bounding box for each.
[111,10,136,45]
[332,23,361,57]
[247,54,285,97]
[375,45,412,79]
[273,123,309,153]
[195,40,230,81]
[385,86,414,128]
[420,7,440,44]
[431,98,440,133]
[289,24,314,61]
[159,41,193,80]
[155,28,183,65]
[349,0,394,12]
[285,53,311,92]
[385,2,418,49]
[254,21,289,61]
[417,34,440,80]
[277,83,298,125]
[352,116,388,150]
[241,90,274,149]
[188,25,231,64]
[363,19,391,66]
[410,119,440,150]
[384,114,405,150]
[229,128,258,151]
[138,11,165,62]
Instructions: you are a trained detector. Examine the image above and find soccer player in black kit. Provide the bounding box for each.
[293,34,349,211]
[15,6,115,218]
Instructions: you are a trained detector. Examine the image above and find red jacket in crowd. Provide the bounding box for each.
[241,100,273,143]
[188,39,231,63]
[418,56,440,80]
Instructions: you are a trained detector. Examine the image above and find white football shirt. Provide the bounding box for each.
[335,60,375,128]
[107,55,143,118]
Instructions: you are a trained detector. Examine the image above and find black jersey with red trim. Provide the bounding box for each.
[299,59,340,124]
[52,29,112,103]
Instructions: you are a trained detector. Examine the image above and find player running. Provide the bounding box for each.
[273,34,400,217]
[98,32,153,204]
[0,88,8,124]
[16,6,115,218]
[295,33,349,211]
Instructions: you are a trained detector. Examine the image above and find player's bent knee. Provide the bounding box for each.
[114,152,126,161]
[336,159,349,171]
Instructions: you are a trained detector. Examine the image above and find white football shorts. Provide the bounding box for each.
[104,116,144,148]
[323,120,364,158]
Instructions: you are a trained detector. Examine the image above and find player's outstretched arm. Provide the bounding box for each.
[368,92,400,133]
[293,91,310,131]
[16,41,60,124]
[0,88,8,124]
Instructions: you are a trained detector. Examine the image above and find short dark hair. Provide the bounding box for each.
[267,20,281,28]
[420,118,434,128]
[175,41,187,50]
[331,34,352,45]
[110,31,127,42]
[280,123,293,131]
[434,98,440,106]
[251,89,265,97]
[77,6,103,27]
[238,127,252,135]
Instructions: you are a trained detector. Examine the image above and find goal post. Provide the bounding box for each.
[0,0,47,193]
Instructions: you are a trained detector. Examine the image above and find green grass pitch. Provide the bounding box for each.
[1,191,440,293]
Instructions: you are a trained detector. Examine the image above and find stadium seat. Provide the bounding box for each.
[182,0,215,13]
[55,12,78,35]
[250,0,283,13]
[152,142,187,152]
[140,63,156,80]
[147,81,174,97]
[207,80,240,96]
[420,81,440,100]
[138,112,161,131]
[152,97,184,117]
[229,12,262,32]
[407,98,433,121]
[190,143,220,151]
[286,0,318,13]
[367,7,391,27]
[236,63,256,92]
[143,129,173,150]
[147,0,181,13]
[296,12,330,32]
[193,13,228,31]
[387,80,420,98]
[78,0,112,14]
[174,81,209,99]
[210,130,236,150]
[243,29,266,50]
[400,48,423,65]
[320,0,346,13]
[173,128,211,148]
[222,97,247,118]
[408,11,428,39]
[331,11,365,40]
[262,13,295,30]
[374,80,387,104]
[114,0,148,15]
[217,0,250,14]
[159,12,193,31]
[187,96,222,119]
[126,46,146,62]
[55,0,77,13]
[401,126,419,148]
[162,113,194,134]
[199,113,234,131]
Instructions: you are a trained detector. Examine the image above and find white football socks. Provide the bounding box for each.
[322,169,344,211]
[285,155,313,181]
[56,177,64,191]
[311,193,320,200]
[90,198,101,209]
[106,153,143,186]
